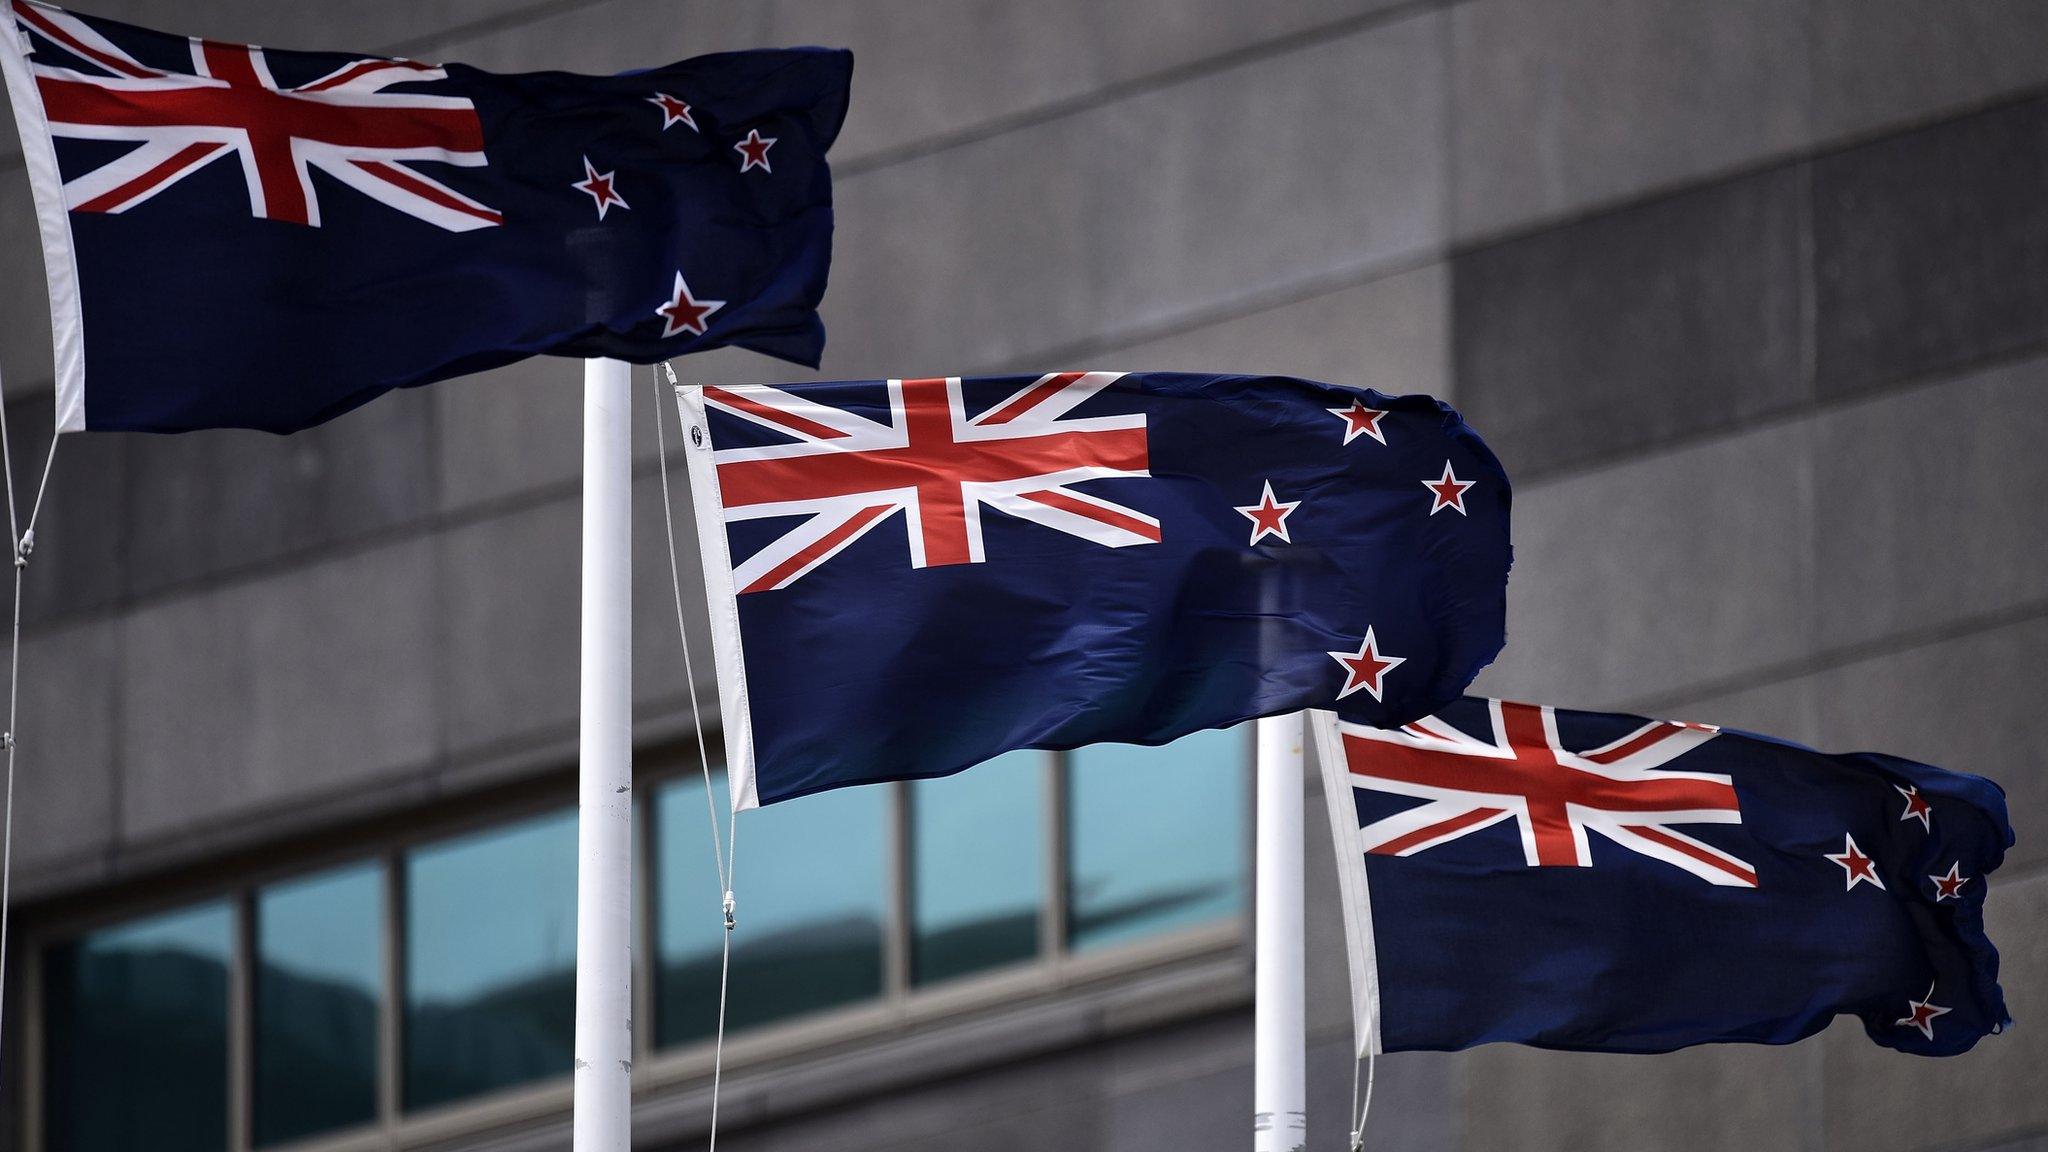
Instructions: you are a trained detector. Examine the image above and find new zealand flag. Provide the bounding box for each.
[0,0,850,432]
[676,372,1514,808]
[1314,699,2013,1056]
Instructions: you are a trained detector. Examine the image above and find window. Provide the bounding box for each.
[1067,727,1249,951]
[403,809,578,1111]
[43,901,233,1152]
[255,862,382,1146]
[32,733,1246,1150]
[654,773,886,1045]
[910,751,1045,985]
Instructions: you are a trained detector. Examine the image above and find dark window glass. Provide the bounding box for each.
[403,809,576,1111]
[44,902,232,1152]
[911,752,1044,985]
[655,774,884,1045]
[1067,728,1248,951]
[255,862,382,1146]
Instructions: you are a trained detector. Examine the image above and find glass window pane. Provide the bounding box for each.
[911,753,1044,985]
[404,809,576,1112]
[1067,727,1248,952]
[255,862,382,1147]
[655,774,884,1046]
[44,901,233,1152]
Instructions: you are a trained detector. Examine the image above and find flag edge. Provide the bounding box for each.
[0,0,86,432]
[676,382,760,811]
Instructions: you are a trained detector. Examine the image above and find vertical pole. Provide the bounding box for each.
[574,357,633,1152]
[1254,711,1306,1152]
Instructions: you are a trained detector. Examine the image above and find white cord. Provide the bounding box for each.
[651,364,741,1151]
[0,380,56,1075]
[1347,1048,1376,1151]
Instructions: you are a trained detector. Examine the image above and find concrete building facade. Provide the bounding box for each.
[0,1,2041,1150]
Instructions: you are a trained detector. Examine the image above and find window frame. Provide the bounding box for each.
[18,729,1253,1152]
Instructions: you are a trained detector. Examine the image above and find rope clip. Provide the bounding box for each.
[1,733,13,751]
[13,529,32,568]
[722,889,736,932]
[1349,1131,1363,1152]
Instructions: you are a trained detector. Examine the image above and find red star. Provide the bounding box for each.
[655,272,725,338]
[1328,399,1386,445]
[1825,833,1886,892]
[1896,784,1933,830]
[1895,985,1951,1040]
[1328,628,1405,702]
[572,156,629,220]
[734,128,776,173]
[649,92,696,131]
[1235,480,1300,545]
[1423,460,1475,516]
[1929,861,1968,902]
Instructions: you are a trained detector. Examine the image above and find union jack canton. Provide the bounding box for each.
[677,372,1514,809]
[1315,699,2014,1058]
[0,0,851,432]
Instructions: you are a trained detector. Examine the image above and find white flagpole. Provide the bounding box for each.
[1254,710,1307,1151]
[574,357,634,1152]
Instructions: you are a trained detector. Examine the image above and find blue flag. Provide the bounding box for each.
[676,372,1514,808]
[0,0,850,433]
[1314,698,2013,1056]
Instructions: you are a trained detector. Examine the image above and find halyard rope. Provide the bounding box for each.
[1348,1047,1376,1151]
[0,377,58,1084]
[654,362,740,1151]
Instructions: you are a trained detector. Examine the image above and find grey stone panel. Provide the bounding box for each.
[819,13,1447,380]
[1465,1039,1819,1152]
[433,352,778,518]
[1813,96,2048,399]
[1664,676,1822,749]
[1810,1,2048,144]
[631,461,718,717]
[429,0,1418,168]
[1820,870,2046,1152]
[434,357,586,516]
[121,386,436,596]
[1449,0,1810,242]
[1322,1043,1465,1152]
[11,616,118,893]
[1102,1050,1246,1152]
[439,488,580,758]
[117,536,440,844]
[1451,165,1809,479]
[439,466,711,763]
[1097,263,1452,402]
[1804,616,2048,873]
[1469,418,1816,711]
[1810,358,2048,652]
[7,395,129,627]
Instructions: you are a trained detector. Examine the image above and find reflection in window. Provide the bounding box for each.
[1067,727,1247,952]
[44,901,232,1152]
[255,862,382,1146]
[404,809,577,1112]
[656,774,884,1045]
[911,753,1044,985]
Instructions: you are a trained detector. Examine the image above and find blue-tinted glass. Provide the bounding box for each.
[255,862,382,1146]
[656,775,884,1045]
[44,902,233,1152]
[912,753,1044,985]
[404,809,576,1111]
[1067,727,1248,951]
